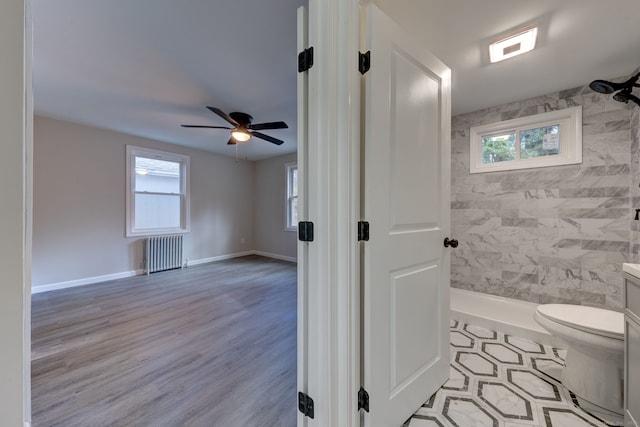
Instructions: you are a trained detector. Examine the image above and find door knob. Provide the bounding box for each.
[444,237,458,248]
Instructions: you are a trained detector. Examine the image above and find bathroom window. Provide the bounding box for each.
[470,106,582,174]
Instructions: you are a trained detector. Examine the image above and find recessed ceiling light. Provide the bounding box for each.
[489,27,538,63]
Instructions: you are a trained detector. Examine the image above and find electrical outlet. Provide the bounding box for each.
[241,237,245,244]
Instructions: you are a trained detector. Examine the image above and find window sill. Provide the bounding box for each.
[126,228,190,238]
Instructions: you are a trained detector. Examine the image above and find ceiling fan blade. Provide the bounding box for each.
[206,106,239,127]
[251,131,284,145]
[227,137,237,145]
[249,121,288,131]
[181,124,232,129]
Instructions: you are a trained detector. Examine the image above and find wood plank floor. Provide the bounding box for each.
[31,255,297,427]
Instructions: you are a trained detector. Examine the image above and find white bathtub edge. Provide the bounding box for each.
[450,288,564,348]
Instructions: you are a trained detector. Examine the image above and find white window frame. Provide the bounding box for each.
[126,145,190,237]
[470,106,582,174]
[285,162,298,231]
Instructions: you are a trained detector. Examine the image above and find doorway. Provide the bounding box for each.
[29,0,302,425]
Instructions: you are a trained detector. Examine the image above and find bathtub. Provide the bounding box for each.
[450,287,562,347]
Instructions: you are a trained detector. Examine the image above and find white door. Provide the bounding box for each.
[361,5,451,427]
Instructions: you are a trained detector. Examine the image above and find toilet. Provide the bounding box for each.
[534,304,624,419]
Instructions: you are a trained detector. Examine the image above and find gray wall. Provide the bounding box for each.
[451,82,634,310]
[33,116,256,287]
[0,0,27,421]
[254,153,298,259]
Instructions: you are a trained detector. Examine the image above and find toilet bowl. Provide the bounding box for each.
[534,304,624,418]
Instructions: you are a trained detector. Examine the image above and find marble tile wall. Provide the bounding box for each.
[451,81,635,309]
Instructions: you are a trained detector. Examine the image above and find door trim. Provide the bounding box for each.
[300,0,361,425]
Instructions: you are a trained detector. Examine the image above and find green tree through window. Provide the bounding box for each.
[482,133,516,164]
[520,125,560,159]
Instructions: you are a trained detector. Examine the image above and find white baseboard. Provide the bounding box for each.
[33,250,297,294]
[187,251,256,266]
[253,251,297,263]
[32,269,144,294]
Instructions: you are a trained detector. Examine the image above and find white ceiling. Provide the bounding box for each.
[34,0,640,161]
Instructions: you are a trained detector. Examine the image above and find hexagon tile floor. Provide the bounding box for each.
[405,320,622,427]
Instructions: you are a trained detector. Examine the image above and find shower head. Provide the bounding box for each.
[589,72,640,94]
[613,89,630,102]
[589,80,618,94]
[613,89,640,107]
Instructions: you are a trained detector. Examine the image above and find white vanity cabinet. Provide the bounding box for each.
[624,268,640,427]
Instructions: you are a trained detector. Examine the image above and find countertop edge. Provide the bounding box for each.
[623,263,640,279]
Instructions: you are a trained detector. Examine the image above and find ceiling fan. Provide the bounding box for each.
[181,106,288,145]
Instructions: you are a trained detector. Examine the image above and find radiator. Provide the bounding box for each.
[145,234,183,274]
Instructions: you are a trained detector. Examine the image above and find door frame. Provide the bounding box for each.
[4,0,33,425]
[299,0,362,425]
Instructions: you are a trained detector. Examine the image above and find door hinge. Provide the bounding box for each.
[298,391,315,418]
[357,221,370,241]
[358,386,370,412]
[298,221,314,242]
[359,51,371,75]
[298,47,314,73]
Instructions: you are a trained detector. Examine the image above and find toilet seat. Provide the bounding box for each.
[536,304,623,340]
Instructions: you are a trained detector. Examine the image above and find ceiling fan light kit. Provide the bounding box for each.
[181,106,288,146]
[231,130,251,142]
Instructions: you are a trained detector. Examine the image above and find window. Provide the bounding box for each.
[126,146,190,236]
[286,163,298,231]
[469,106,582,174]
